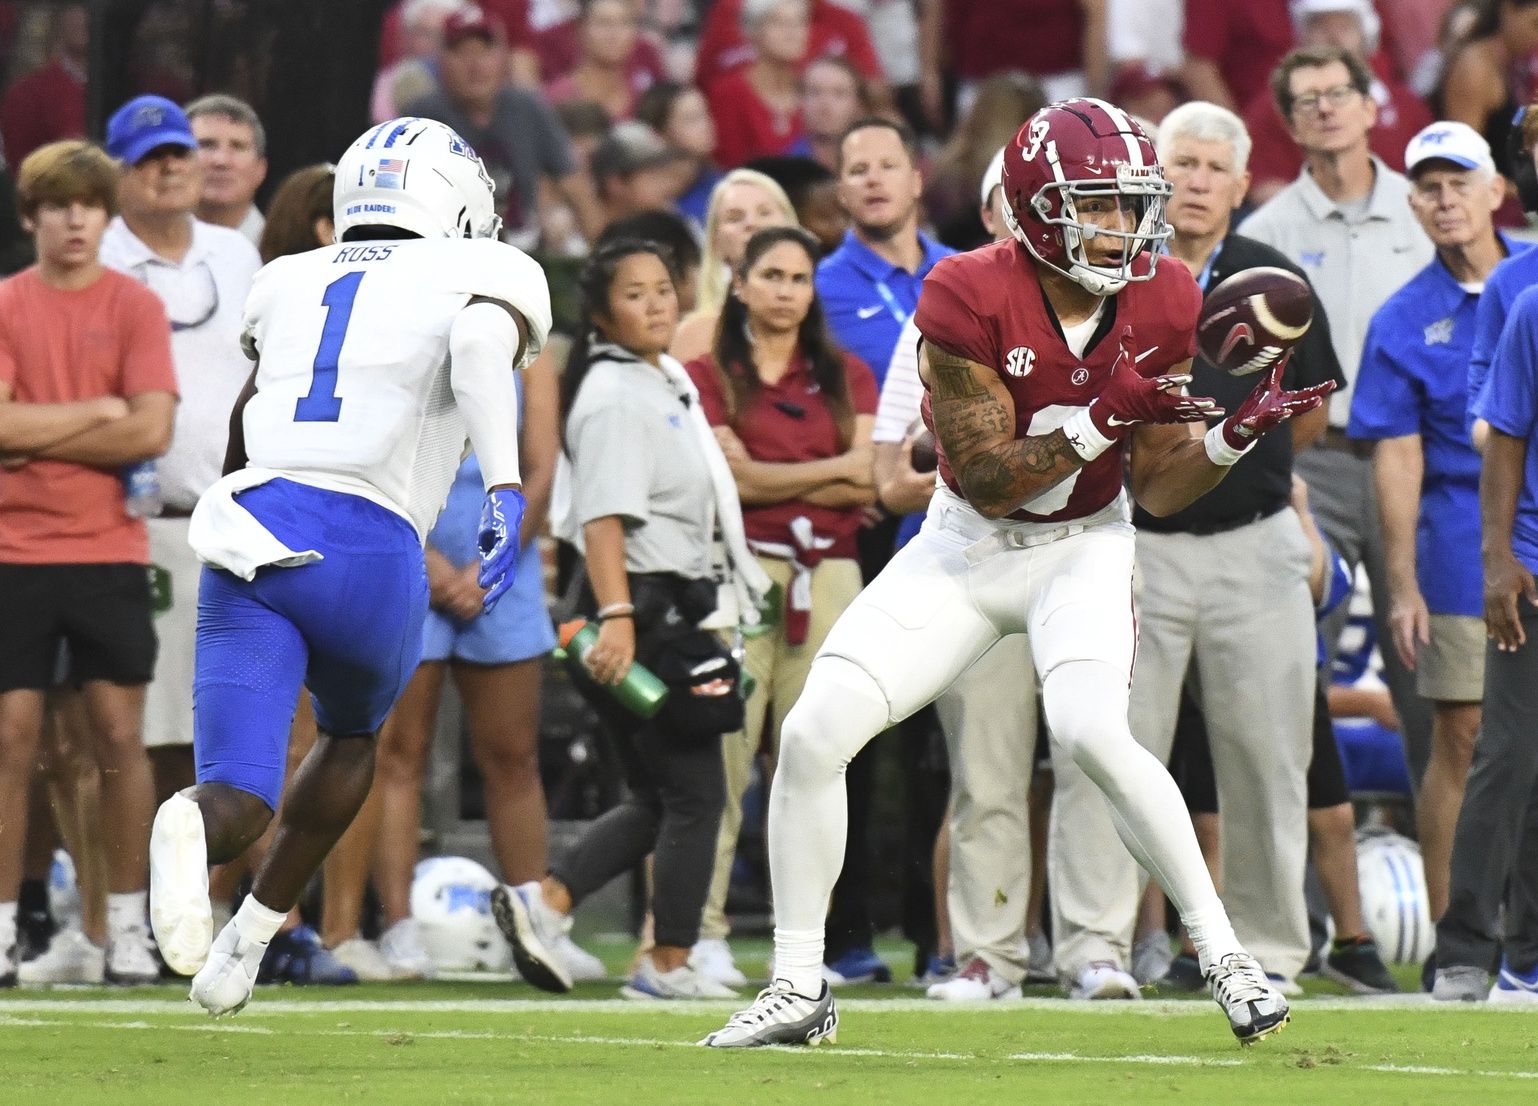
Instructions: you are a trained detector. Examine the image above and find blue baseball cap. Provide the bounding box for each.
[106,95,197,164]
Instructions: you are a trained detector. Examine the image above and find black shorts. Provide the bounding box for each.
[1168,675,1351,814]
[0,563,157,691]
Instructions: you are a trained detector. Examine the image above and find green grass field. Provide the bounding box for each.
[3,940,1534,1105]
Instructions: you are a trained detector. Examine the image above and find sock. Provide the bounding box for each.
[232,895,286,947]
[18,877,49,917]
[772,927,826,996]
[1183,908,1241,975]
[0,900,16,948]
[1332,934,1367,950]
[107,890,148,936]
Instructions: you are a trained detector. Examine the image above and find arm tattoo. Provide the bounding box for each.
[925,342,1087,517]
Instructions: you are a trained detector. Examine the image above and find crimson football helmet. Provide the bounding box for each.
[1001,98,1172,296]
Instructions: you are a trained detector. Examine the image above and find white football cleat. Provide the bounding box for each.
[1206,952,1290,1043]
[490,882,573,993]
[700,979,838,1048]
[621,956,739,1000]
[18,928,105,985]
[190,918,269,1017]
[556,933,607,982]
[1070,961,1142,1000]
[149,792,212,976]
[329,937,399,982]
[926,956,1020,1001]
[691,937,749,988]
[377,918,434,980]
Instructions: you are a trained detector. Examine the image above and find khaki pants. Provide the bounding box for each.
[144,516,197,748]
[1049,509,1316,979]
[698,554,864,941]
[935,633,1037,983]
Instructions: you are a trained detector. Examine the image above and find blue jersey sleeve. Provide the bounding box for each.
[1347,309,1421,440]
[1469,268,1518,434]
[1473,285,1538,440]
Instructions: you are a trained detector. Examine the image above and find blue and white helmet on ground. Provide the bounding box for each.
[1356,829,1434,965]
[334,117,501,243]
[410,855,512,972]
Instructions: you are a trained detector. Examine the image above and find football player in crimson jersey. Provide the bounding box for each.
[703,99,1334,1050]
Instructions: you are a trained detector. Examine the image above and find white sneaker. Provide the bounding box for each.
[1433,965,1491,1002]
[106,922,161,985]
[556,934,606,982]
[329,937,399,982]
[621,955,740,1000]
[149,792,211,976]
[18,928,105,985]
[926,955,1020,1001]
[377,918,434,980]
[1025,932,1055,984]
[490,882,573,993]
[190,918,268,1016]
[701,979,838,1048]
[691,937,749,988]
[1206,952,1290,1043]
[1132,932,1174,986]
[1069,961,1142,1000]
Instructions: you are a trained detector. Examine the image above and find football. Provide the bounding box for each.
[906,418,938,473]
[1195,266,1313,376]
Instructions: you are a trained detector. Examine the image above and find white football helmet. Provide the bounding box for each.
[410,856,512,972]
[1356,829,1435,964]
[333,117,501,243]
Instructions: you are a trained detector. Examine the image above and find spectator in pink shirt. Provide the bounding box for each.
[543,0,655,120]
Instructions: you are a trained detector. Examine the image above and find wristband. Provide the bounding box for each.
[597,602,635,620]
[1204,424,1257,467]
[1060,407,1117,462]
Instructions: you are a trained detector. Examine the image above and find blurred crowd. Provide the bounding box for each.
[0,0,1535,1006]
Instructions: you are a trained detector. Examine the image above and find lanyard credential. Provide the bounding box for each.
[873,278,909,324]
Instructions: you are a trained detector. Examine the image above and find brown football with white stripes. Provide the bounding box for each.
[1195,266,1314,377]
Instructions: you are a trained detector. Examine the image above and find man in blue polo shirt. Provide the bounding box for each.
[817,117,952,389]
[1349,121,1523,933]
[1431,281,1538,1003]
[1467,104,1538,448]
[813,115,952,988]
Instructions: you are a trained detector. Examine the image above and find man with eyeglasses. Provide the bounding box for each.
[100,96,262,811]
[1239,44,1435,805]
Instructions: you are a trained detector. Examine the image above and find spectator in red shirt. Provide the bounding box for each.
[920,0,1106,126]
[695,0,886,88]
[684,225,877,986]
[707,0,809,170]
[1245,0,1434,204]
[535,0,667,88]
[0,140,176,986]
[0,4,89,169]
[1181,0,1295,109]
[543,0,653,120]
[786,55,871,171]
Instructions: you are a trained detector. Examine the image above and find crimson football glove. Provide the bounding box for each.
[1064,328,1220,461]
[1205,357,1337,466]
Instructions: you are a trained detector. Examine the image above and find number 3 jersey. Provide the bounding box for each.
[914,239,1201,524]
[189,236,551,579]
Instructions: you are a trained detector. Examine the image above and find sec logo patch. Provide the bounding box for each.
[1004,346,1035,377]
[1070,367,1090,386]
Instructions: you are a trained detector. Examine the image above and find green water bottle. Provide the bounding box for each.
[557,619,670,719]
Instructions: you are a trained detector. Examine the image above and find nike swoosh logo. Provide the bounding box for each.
[856,305,884,319]
[1106,414,1135,427]
[1133,345,1160,363]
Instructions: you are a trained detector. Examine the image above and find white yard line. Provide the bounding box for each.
[3,1012,1537,1079]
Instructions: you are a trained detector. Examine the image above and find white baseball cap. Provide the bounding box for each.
[980,144,1006,209]
[1290,0,1380,52]
[1404,121,1497,176]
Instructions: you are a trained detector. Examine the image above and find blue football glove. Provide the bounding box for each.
[476,487,526,613]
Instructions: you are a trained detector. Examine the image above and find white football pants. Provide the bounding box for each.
[767,487,1240,996]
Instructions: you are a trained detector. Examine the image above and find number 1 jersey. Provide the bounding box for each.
[237,236,550,540]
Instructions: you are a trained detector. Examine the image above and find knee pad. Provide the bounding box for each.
[777,655,892,789]
[1042,660,1132,779]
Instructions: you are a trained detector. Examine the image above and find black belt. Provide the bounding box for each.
[1140,504,1284,538]
[157,505,195,519]
[1318,426,1370,458]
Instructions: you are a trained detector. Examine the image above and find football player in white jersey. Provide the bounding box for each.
[145,117,552,1016]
